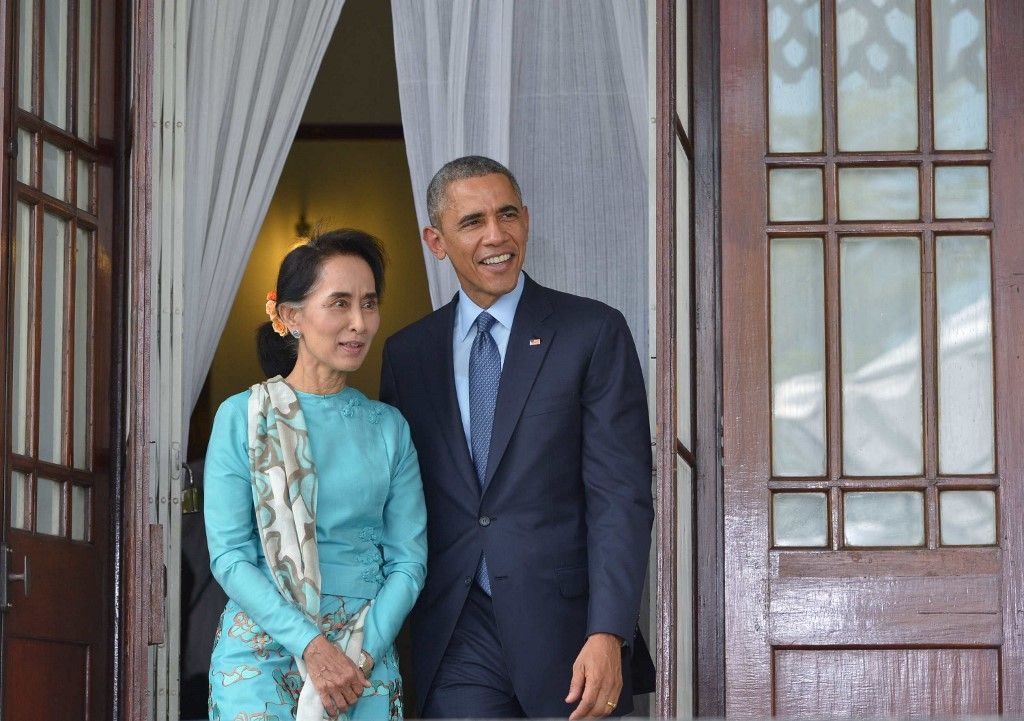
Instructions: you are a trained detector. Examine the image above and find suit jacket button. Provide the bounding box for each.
[479,515,491,527]
[464,577,472,586]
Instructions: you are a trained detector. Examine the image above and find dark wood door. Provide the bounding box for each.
[1,1,122,719]
[721,0,1024,715]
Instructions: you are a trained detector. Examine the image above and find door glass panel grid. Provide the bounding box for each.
[789,227,994,486]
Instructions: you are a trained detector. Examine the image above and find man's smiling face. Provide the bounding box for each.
[424,173,529,309]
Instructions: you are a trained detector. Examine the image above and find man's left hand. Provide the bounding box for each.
[565,632,623,720]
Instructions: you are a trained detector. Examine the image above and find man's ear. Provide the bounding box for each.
[423,226,447,261]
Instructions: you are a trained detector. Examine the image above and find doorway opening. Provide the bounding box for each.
[178,2,431,718]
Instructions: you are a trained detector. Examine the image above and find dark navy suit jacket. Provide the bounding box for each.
[380,275,653,717]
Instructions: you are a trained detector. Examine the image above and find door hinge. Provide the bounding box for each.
[0,545,7,610]
[5,135,17,159]
[719,416,725,464]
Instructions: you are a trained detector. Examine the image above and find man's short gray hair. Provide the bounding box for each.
[426,155,524,228]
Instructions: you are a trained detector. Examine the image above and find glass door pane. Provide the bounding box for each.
[73,229,92,470]
[936,235,994,474]
[768,0,823,152]
[931,0,988,150]
[12,203,35,457]
[18,0,35,111]
[77,0,93,140]
[844,490,925,546]
[43,0,70,130]
[840,237,923,476]
[39,213,68,465]
[770,237,826,476]
[836,0,918,150]
[939,490,996,545]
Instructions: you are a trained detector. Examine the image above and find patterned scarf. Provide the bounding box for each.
[248,376,369,720]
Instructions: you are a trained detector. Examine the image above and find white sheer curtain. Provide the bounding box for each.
[183,0,345,425]
[392,0,648,360]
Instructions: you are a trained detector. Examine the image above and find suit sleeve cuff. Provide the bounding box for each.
[586,615,634,649]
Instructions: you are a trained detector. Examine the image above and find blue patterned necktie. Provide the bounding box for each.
[469,311,500,595]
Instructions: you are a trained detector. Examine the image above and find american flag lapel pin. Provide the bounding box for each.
[529,337,542,346]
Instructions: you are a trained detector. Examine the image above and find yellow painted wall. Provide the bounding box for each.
[195,139,430,449]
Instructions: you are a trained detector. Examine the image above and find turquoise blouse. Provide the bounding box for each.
[204,385,427,662]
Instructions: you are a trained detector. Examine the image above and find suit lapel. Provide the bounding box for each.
[419,298,479,496]
[483,278,555,487]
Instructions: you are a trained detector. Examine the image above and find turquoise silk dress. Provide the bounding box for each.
[205,386,427,721]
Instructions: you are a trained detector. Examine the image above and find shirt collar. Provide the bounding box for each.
[455,272,526,341]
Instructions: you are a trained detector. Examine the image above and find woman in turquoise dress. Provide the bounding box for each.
[205,229,426,721]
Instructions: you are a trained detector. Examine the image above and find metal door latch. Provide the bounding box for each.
[1,544,30,610]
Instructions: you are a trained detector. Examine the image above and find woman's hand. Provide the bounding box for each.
[302,634,371,717]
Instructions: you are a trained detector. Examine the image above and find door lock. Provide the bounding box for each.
[1,544,30,610]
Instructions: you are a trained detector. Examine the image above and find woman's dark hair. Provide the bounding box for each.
[257,228,387,378]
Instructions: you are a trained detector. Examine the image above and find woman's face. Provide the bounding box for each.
[286,254,381,376]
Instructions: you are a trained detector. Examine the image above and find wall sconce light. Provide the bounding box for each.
[295,210,312,240]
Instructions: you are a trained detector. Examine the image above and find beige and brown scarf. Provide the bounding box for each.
[248,376,369,720]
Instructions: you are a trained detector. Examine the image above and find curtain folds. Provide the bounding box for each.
[391,0,649,363]
[183,0,345,425]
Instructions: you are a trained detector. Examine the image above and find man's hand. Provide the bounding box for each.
[565,632,623,720]
[303,634,372,718]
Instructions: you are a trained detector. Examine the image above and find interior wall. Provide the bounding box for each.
[199,139,430,438]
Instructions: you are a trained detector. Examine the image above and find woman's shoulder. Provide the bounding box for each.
[207,389,254,457]
[215,389,253,419]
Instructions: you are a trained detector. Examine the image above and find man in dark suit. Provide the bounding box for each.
[380,156,653,719]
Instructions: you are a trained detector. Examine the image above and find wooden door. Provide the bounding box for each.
[722,0,1024,715]
[1,0,122,719]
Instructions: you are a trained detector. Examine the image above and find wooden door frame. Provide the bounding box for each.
[989,2,1024,709]
[654,0,725,716]
[691,0,724,714]
[120,0,156,719]
[0,2,12,711]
